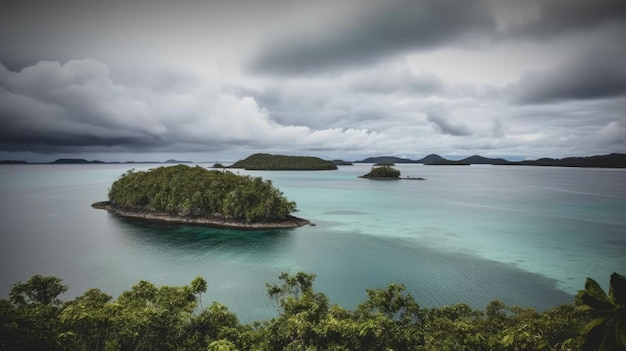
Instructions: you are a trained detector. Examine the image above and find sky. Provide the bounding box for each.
[1,0,625,162]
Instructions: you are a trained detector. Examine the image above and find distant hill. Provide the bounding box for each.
[229,153,338,170]
[165,159,193,164]
[354,156,416,163]
[508,153,626,168]
[416,154,446,164]
[424,159,470,166]
[458,155,509,165]
[52,158,105,164]
[0,160,29,164]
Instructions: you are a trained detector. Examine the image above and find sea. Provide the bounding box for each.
[0,163,624,322]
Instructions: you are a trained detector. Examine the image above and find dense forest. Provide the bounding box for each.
[361,166,402,178]
[229,154,338,170]
[1,272,624,351]
[106,165,297,222]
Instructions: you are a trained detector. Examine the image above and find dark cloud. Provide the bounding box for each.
[1,0,625,160]
[426,110,472,136]
[505,0,626,39]
[250,0,496,75]
[511,47,626,104]
[0,59,388,156]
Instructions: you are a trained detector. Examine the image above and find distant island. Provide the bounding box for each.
[229,153,338,170]
[358,165,426,181]
[359,165,401,179]
[2,153,626,168]
[92,165,312,229]
[354,153,626,168]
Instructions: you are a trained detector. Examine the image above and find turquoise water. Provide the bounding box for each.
[1,164,624,322]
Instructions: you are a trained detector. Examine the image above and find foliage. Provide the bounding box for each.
[362,165,401,178]
[576,272,626,351]
[229,153,338,170]
[1,272,618,351]
[107,165,297,222]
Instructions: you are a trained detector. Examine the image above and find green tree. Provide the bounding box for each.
[107,165,298,222]
[192,276,208,310]
[113,280,197,351]
[9,274,68,306]
[362,166,401,178]
[207,339,239,351]
[59,288,117,351]
[576,272,626,351]
[2,275,69,351]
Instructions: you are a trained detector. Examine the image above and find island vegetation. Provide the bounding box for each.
[92,165,311,228]
[1,271,624,351]
[229,153,338,170]
[360,165,402,179]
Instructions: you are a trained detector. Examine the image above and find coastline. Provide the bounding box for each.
[357,176,426,180]
[92,201,313,229]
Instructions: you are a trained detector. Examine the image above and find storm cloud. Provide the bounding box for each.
[511,47,626,104]
[0,0,625,161]
[250,0,496,75]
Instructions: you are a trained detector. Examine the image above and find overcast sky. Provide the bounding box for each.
[1,0,625,162]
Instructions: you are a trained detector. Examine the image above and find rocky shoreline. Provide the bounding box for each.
[357,176,426,180]
[92,201,313,229]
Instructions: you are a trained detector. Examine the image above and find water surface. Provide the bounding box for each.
[1,163,624,322]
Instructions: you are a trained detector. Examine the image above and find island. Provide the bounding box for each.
[229,153,338,170]
[359,165,401,179]
[92,165,312,229]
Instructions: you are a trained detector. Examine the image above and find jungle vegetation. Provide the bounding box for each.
[361,165,401,178]
[2,272,623,351]
[107,165,297,222]
[229,154,338,170]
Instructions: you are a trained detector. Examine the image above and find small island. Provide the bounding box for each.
[358,166,426,181]
[229,153,338,170]
[92,165,312,229]
[359,165,401,179]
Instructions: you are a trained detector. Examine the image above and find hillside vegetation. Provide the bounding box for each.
[1,272,624,351]
[361,165,401,178]
[229,153,338,170]
[107,165,297,222]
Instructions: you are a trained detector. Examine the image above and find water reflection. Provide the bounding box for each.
[109,214,295,255]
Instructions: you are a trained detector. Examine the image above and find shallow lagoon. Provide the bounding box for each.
[1,163,624,322]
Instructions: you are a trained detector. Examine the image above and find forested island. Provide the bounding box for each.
[1,271,624,351]
[359,165,402,179]
[92,165,311,229]
[229,153,338,170]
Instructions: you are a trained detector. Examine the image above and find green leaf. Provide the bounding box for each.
[613,318,626,351]
[609,273,626,306]
[581,317,608,335]
[581,278,616,311]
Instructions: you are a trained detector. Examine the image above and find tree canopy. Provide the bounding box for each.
[229,153,338,170]
[107,165,297,222]
[2,272,623,351]
[361,165,401,178]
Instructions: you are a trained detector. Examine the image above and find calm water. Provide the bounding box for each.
[1,163,624,322]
